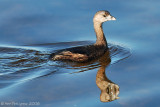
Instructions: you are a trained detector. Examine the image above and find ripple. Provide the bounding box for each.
[0,41,131,89]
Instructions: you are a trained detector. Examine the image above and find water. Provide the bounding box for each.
[0,42,130,88]
[0,0,160,107]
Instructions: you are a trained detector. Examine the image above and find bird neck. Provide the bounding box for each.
[94,21,107,46]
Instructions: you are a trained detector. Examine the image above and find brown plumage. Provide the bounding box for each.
[50,10,116,62]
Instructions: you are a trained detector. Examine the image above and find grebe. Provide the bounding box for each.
[50,10,116,62]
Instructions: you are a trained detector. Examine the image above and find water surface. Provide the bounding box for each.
[0,42,130,107]
[0,0,160,107]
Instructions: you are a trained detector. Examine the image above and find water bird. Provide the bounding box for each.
[50,10,116,62]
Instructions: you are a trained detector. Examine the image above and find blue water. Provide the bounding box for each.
[0,0,160,107]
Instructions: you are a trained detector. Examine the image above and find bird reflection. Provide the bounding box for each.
[64,50,120,102]
[97,55,120,102]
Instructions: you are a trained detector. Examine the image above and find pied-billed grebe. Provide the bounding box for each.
[50,10,116,62]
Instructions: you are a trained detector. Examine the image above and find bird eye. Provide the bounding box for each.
[103,15,106,17]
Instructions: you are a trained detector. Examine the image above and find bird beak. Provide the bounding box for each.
[111,16,116,20]
[106,15,116,21]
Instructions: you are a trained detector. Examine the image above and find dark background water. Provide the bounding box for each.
[0,0,160,107]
